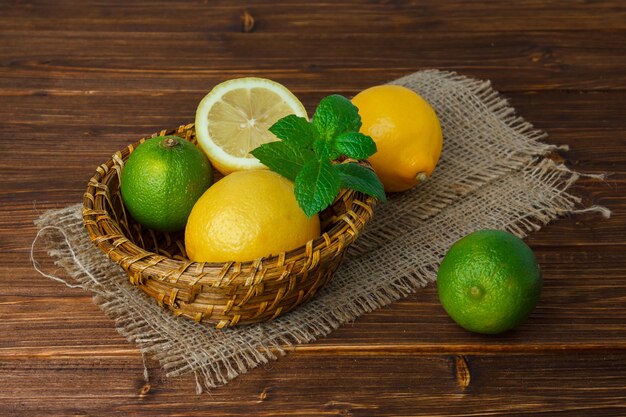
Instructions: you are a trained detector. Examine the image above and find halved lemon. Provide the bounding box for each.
[194,77,308,174]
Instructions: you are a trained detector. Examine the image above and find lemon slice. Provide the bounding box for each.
[194,77,308,174]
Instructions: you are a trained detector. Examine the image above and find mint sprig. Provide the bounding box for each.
[251,94,386,217]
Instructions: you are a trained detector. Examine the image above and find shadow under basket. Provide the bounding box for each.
[82,124,376,328]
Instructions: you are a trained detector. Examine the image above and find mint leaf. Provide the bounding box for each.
[269,115,319,149]
[332,132,377,160]
[252,93,386,217]
[295,158,341,217]
[312,95,361,140]
[251,141,311,181]
[313,139,339,160]
[336,163,386,202]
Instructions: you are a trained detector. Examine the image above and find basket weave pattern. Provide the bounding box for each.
[82,124,375,328]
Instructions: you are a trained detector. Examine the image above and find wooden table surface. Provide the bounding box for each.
[2,1,625,415]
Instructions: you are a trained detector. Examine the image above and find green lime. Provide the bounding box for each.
[120,135,212,232]
[437,229,542,334]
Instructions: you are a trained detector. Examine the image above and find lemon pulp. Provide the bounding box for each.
[195,77,308,174]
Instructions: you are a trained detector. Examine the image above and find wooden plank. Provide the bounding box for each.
[0,91,624,133]
[547,129,626,172]
[1,31,625,93]
[1,353,625,416]
[1,0,625,33]
[2,0,626,414]
[1,125,623,174]
[5,243,624,355]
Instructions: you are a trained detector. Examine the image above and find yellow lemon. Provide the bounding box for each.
[185,170,320,263]
[195,77,308,175]
[352,85,443,192]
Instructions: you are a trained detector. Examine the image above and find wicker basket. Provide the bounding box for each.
[82,124,376,328]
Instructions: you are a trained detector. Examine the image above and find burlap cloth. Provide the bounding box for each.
[31,70,609,393]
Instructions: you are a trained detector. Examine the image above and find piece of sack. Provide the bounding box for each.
[32,70,609,393]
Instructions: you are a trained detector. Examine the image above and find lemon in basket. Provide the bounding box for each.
[194,77,308,175]
[185,170,320,263]
[352,85,443,192]
[120,136,213,232]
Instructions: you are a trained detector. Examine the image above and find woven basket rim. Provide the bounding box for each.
[82,124,376,290]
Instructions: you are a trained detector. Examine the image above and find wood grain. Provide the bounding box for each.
[2,0,626,33]
[1,0,626,415]
[8,243,626,355]
[1,31,625,93]
[2,353,626,416]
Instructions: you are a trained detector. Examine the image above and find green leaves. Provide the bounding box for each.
[295,159,341,217]
[332,132,377,160]
[336,163,386,202]
[268,115,318,149]
[252,94,386,217]
[312,94,362,139]
[250,142,311,182]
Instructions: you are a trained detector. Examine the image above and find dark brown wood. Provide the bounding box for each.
[2,353,626,416]
[1,0,625,415]
[1,31,625,93]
